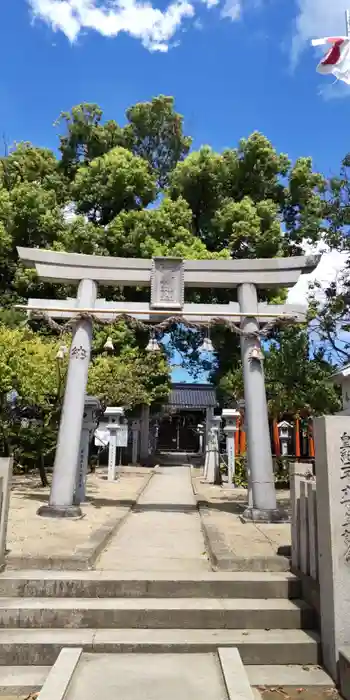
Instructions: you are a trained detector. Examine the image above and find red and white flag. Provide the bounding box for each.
[311,36,350,84]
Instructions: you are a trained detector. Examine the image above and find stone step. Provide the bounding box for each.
[0,597,315,630]
[246,664,335,688]
[0,571,301,599]
[0,662,334,697]
[0,665,50,695]
[0,628,320,666]
[156,453,191,466]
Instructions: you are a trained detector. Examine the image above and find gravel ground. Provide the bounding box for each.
[192,470,291,559]
[6,467,152,563]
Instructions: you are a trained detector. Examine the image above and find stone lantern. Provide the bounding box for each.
[277,420,292,457]
[104,407,125,481]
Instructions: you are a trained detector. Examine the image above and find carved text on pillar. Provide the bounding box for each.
[340,430,350,562]
[71,345,88,360]
[151,258,184,310]
[77,446,85,492]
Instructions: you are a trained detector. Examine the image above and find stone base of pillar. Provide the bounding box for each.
[37,504,83,519]
[73,495,89,506]
[240,506,289,524]
[140,455,156,467]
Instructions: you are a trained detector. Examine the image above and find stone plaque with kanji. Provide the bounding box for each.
[151,258,184,310]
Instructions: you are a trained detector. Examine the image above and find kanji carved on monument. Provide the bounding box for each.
[151,257,184,310]
[340,431,350,561]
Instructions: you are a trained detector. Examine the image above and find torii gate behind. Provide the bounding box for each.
[16,248,319,522]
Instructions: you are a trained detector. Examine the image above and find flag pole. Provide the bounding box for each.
[346,9,350,37]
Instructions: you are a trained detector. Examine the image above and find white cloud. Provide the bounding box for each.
[220,0,240,20]
[287,240,348,305]
[29,0,195,51]
[28,0,266,48]
[292,0,350,65]
[203,0,220,8]
[193,16,203,28]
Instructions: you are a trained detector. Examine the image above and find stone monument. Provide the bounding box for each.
[314,415,350,680]
[197,423,204,454]
[204,415,221,483]
[74,396,100,505]
[0,457,13,570]
[131,420,140,465]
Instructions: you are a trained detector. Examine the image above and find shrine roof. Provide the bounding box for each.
[164,383,217,410]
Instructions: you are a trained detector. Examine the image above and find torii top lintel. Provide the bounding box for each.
[17,248,320,289]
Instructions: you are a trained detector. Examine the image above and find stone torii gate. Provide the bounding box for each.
[16,247,318,522]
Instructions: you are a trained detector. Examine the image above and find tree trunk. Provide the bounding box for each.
[38,455,48,487]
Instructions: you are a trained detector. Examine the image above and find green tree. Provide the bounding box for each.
[0,325,66,482]
[56,97,191,189]
[213,324,341,418]
[283,157,327,254]
[168,134,326,255]
[264,325,340,417]
[0,322,171,477]
[57,216,106,256]
[304,151,350,365]
[106,196,229,259]
[0,96,335,439]
[73,147,157,225]
[124,95,191,188]
[0,142,68,206]
[56,103,125,178]
[88,348,170,407]
[168,146,224,240]
[0,142,56,186]
[307,269,350,365]
[211,196,282,259]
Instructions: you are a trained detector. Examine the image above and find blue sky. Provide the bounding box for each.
[2,0,350,175]
[1,0,350,382]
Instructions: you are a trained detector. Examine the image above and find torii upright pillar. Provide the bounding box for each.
[38,279,97,518]
[238,283,278,521]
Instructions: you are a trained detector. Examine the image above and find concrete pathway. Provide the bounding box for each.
[65,653,227,700]
[97,466,210,571]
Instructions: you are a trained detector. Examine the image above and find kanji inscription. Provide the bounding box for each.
[151,258,184,310]
[70,345,88,360]
[340,430,350,562]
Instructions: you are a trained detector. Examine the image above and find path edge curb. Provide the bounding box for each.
[38,647,82,700]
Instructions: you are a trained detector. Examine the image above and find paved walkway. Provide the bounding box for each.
[66,653,227,700]
[97,466,210,571]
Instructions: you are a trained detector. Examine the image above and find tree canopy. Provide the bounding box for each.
[0,93,345,470]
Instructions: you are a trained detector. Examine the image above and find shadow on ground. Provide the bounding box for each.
[20,493,140,509]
